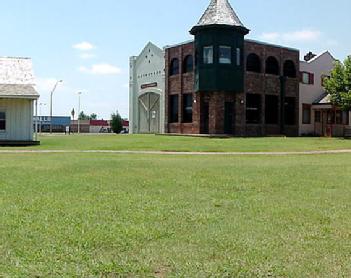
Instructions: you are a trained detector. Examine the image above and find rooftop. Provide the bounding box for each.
[0,57,35,85]
[193,0,247,29]
[0,84,39,99]
[164,38,299,52]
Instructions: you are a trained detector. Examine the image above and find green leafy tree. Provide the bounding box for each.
[78,111,90,120]
[90,113,97,120]
[324,56,351,111]
[111,111,123,134]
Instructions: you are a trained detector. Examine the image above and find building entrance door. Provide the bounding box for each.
[224,102,234,134]
[138,92,160,133]
[322,111,332,137]
[201,102,209,134]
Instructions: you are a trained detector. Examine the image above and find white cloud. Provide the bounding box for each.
[283,30,321,42]
[80,53,96,60]
[259,29,322,44]
[260,32,280,42]
[73,41,95,51]
[78,64,122,75]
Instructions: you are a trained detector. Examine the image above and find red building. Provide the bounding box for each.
[165,0,299,136]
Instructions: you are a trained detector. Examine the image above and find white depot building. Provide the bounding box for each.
[299,51,350,136]
[129,42,165,134]
[0,57,39,145]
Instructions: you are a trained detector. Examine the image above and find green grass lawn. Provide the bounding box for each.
[4,134,351,152]
[1,152,351,277]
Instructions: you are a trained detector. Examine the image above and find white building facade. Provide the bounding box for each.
[129,42,165,134]
[0,57,39,144]
[299,51,351,136]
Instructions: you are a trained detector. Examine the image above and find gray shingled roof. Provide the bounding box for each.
[0,84,39,99]
[195,0,246,28]
[313,93,331,105]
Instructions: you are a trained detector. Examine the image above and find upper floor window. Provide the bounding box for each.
[169,58,179,76]
[265,56,280,75]
[219,46,231,64]
[236,48,241,66]
[300,72,314,85]
[283,60,297,78]
[203,46,213,64]
[246,53,261,73]
[183,55,193,73]
[0,112,6,131]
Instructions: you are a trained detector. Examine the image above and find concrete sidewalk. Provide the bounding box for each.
[1,149,351,156]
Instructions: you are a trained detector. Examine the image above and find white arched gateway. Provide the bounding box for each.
[138,89,162,134]
[129,42,165,134]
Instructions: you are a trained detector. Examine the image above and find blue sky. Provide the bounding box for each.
[0,0,350,119]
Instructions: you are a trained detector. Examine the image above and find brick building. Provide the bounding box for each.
[165,0,300,136]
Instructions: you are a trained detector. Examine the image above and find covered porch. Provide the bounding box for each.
[312,94,351,137]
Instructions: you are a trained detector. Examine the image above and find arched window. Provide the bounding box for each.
[283,60,296,78]
[265,56,280,75]
[246,53,261,73]
[169,58,179,76]
[183,55,193,73]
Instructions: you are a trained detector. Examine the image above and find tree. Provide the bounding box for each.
[78,111,99,120]
[90,113,97,120]
[324,56,351,111]
[111,111,123,134]
[78,111,90,120]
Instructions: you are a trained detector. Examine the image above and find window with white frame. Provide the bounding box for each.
[203,46,213,64]
[0,112,6,131]
[219,46,231,64]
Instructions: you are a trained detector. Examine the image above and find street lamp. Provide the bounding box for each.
[77,92,82,134]
[39,103,47,133]
[49,80,63,134]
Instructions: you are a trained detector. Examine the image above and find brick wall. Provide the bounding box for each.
[165,42,196,134]
[165,40,300,136]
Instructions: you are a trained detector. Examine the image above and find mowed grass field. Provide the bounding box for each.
[5,133,351,152]
[1,142,351,277]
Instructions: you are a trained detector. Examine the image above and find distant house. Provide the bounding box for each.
[89,120,110,133]
[299,51,351,136]
[70,120,90,133]
[0,57,39,145]
[122,119,129,133]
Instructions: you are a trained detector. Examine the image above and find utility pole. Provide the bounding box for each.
[39,103,47,133]
[49,80,63,134]
[77,92,82,134]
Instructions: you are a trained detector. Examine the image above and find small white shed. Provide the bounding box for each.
[0,57,39,145]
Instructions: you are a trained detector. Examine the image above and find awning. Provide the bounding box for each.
[0,84,39,100]
[312,92,333,109]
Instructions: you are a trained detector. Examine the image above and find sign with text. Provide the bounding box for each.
[141,82,157,90]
